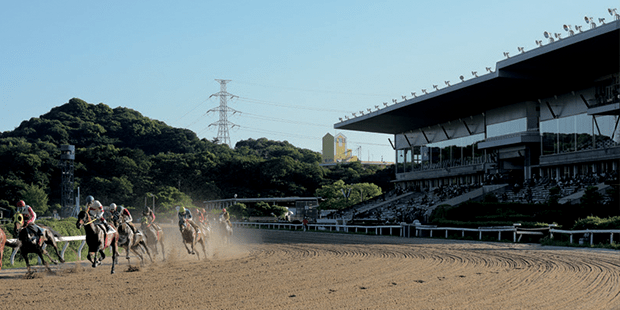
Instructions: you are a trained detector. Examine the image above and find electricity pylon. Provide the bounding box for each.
[208,79,239,147]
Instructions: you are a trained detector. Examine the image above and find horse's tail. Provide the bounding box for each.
[5,238,21,248]
[41,225,63,238]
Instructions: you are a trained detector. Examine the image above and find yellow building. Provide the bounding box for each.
[322,133,357,164]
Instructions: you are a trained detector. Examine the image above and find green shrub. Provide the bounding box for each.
[572,216,620,230]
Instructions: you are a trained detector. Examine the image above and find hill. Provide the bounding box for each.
[0,98,392,215]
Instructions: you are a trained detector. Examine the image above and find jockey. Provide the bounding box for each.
[198,208,209,225]
[178,206,200,233]
[110,203,137,234]
[142,206,161,231]
[16,200,45,246]
[220,208,232,227]
[86,197,113,233]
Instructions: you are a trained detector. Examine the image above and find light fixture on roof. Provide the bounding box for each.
[535,40,543,47]
[392,99,398,103]
[433,84,439,91]
[610,8,619,20]
[459,75,465,82]
[503,52,510,58]
[471,71,478,77]
[445,81,451,86]
[359,111,364,115]
[544,31,554,43]
[401,95,407,100]
[563,24,574,36]
[345,115,349,120]
[598,18,605,24]
[339,117,343,122]
[374,105,379,110]
[585,16,596,29]
[411,92,416,98]
[486,67,493,73]
[575,25,583,33]
[383,102,388,107]
[517,47,525,53]
[352,112,357,117]
[554,33,562,40]
[367,108,372,113]
[421,89,428,94]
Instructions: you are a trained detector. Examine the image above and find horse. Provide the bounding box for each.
[140,217,165,261]
[180,219,207,260]
[217,216,234,245]
[0,226,20,271]
[112,216,153,265]
[13,214,65,274]
[76,210,119,274]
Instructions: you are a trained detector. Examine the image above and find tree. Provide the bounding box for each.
[19,183,49,215]
[152,186,193,215]
[228,203,248,219]
[315,180,382,210]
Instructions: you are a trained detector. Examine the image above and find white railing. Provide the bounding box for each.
[406,225,522,242]
[7,235,86,266]
[6,226,619,266]
[233,222,402,236]
[549,229,620,245]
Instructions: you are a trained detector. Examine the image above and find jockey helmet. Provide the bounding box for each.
[16,200,25,208]
[110,203,117,211]
[180,206,186,213]
[85,195,94,205]
[222,208,226,212]
[92,200,102,209]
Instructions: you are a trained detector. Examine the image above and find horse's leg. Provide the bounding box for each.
[22,252,32,273]
[46,237,65,263]
[160,232,165,261]
[110,238,118,274]
[130,243,143,263]
[183,239,192,254]
[191,233,197,255]
[41,246,59,265]
[125,244,131,263]
[139,240,153,263]
[87,252,95,267]
[37,250,52,272]
[200,239,207,259]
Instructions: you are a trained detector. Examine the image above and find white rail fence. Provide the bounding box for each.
[5,224,618,266]
[7,235,86,266]
[233,222,402,236]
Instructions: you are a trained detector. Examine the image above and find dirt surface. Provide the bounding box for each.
[1,226,619,309]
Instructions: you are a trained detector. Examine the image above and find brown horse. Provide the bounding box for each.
[180,219,207,260]
[113,218,153,265]
[0,226,20,271]
[76,210,119,274]
[141,217,165,261]
[13,215,65,274]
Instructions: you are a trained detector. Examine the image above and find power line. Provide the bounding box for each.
[240,111,331,128]
[234,80,391,98]
[175,98,210,123]
[236,96,352,113]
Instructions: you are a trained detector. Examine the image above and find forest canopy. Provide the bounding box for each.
[0,98,392,215]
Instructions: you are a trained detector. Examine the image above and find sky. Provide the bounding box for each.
[1,1,617,163]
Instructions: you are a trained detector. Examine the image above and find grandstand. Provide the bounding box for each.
[333,15,619,223]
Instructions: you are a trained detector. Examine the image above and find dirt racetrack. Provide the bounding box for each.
[1,226,619,310]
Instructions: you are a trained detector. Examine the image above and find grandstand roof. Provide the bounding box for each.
[335,21,620,135]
